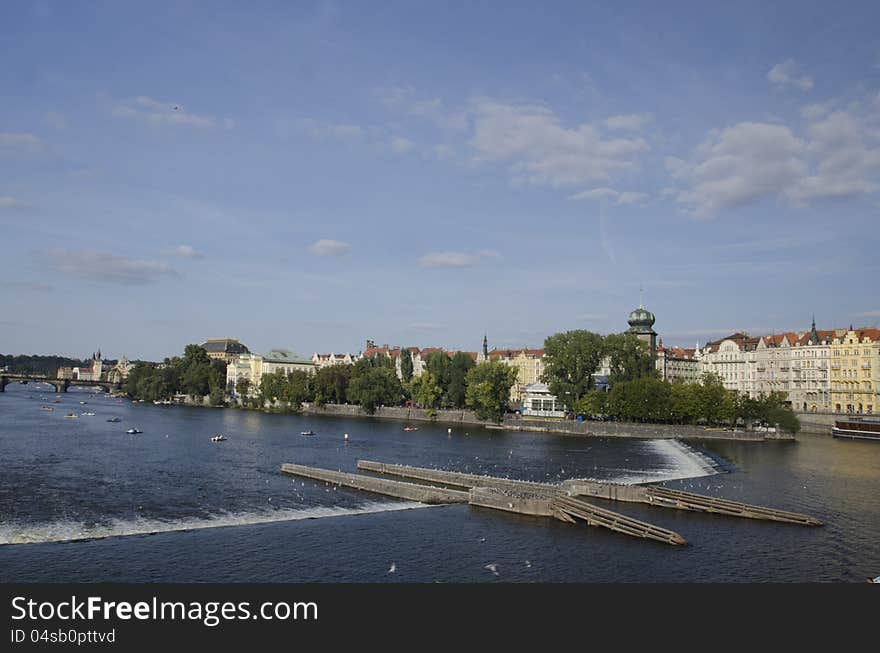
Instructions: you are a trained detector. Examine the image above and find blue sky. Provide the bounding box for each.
[2,1,879,361]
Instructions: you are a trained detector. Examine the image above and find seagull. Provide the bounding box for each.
[484,563,499,576]
[172,105,180,111]
[478,537,486,543]
[388,563,396,574]
[525,560,532,568]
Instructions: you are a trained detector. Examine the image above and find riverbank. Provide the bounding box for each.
[298,401,793,441]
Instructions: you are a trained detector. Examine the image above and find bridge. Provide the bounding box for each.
[0,373,122,394]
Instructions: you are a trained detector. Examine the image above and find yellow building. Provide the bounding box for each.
[830,327,880,415]
[226,350,315,397]
[488,348,545,404]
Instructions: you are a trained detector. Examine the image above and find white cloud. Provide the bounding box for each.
[667,121,806,217]
[419,250,499,268]
[604,113,652,131]
[375,86,469,131]
[767,59,814,91]
[406,322,444,331]
[39,249,181,284]
[469,99,649,189]
[567,187,648,204]
[170,245,204,259]
[308,239,351,257]
[0,132,44,152]
[0,196,27,209]
[433,144,455,160]
[112,96,232,129]
[45,111,67,130]
[856,310,880,318]
[391,136,415,153]
[298,118,363,141]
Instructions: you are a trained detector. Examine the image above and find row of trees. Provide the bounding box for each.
[0,354,93,377]
[124,345,227,405]
[235,352,517,423]
[541,330,799,433]
[575,374,800,432]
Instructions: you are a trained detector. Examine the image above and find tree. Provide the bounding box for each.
[669,381,700,424]
[313,364,352,406]
[235,377,252,398]
[282,370,313,412]
[603,333,659,384]
[465,362,518,423]
[447,351,475,408]
[411,371,442,411]
[400,348,414,382]
[424,351,451,404]
[347,367,403,414]
[541,330,605,405]
[575,388,608,417]
[696,372,727,424]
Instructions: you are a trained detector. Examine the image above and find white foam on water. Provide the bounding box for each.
[0,501,430,546]
[577,439,724,485]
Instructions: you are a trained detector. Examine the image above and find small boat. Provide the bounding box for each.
[65,413,78,419]
[79,401,88,405]
[868,576,880,584]
[52,399,61,403]
[126,428,142,434]
[403,426,419,432]
[81,412,96,416]
[40,405,54,411]
[211,435,227,442]
[300,430,315,436]
[106,417,121,422]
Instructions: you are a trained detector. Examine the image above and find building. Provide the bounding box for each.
[627,301,658,352]
[361,342,478,381]
[106,355,134,384]
[830,327,880,415]
[226,349,315,397]
[57,350,104,381]
[488,347,546,404]
[656,339,701,384]
[311,352,360,369]
[520,382,565,418]
[201,338,250,363]
[698,333,760,393]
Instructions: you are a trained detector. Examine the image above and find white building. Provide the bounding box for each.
[227,350,315,397]
[520,382,565,418]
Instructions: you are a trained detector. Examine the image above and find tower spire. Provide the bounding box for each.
[482,333,488,358]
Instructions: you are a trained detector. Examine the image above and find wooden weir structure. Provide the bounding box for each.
[280,459,822,547]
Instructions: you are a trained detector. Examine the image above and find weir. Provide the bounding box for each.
[360,460,823,527]
[282,462,689,546]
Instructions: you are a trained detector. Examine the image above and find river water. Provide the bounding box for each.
[1,383,877,582]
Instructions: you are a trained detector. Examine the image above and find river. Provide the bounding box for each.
[1,382,877,582]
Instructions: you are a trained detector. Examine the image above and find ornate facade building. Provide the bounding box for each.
[830,327,880,415]
[226,349,315,397]
[201,338,250,363]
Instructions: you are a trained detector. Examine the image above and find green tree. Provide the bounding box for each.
[313,364,352,406]
[465,362,518,423]
[424,351,451,404]
[347,367,403,414]
[235,377,252,398]
[541,330,605,405]
[669,381,700,424]
[411,371,443,411]
[400,348,414,382]
[603,333,659,384]
[282,370,313,412]
[696,372,727,424]
[575,388,608,417]
[447,351,475,408]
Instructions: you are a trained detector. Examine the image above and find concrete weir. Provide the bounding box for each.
[359,460,823,527]
[282,461,689,546]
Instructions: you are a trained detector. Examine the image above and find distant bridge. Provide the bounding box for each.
[0,374,122,394]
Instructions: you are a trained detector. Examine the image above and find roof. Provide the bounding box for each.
[201,338,249,354]
[262,349,314,365]
[487,347,545,359]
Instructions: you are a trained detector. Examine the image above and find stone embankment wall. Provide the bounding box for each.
[793,412,835,435]
[299,402,784,441]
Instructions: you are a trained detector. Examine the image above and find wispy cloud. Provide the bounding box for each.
[406,322,444,332]
[38,249,181,284]
[375,86,469,131]
[855,310,880,318]
[0,281,52,292]
[604,113,652,131]
[308,239,351,257]
[391,136,415,153]
[469,99,648,189]
[767,59,813,91]
[169,244,204,259]
[297,118,363,141]
[0,132,44,153]
[0,196,27,209]
[419,250,500,268]
[112,96,233,129]
[568,187,648,204]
